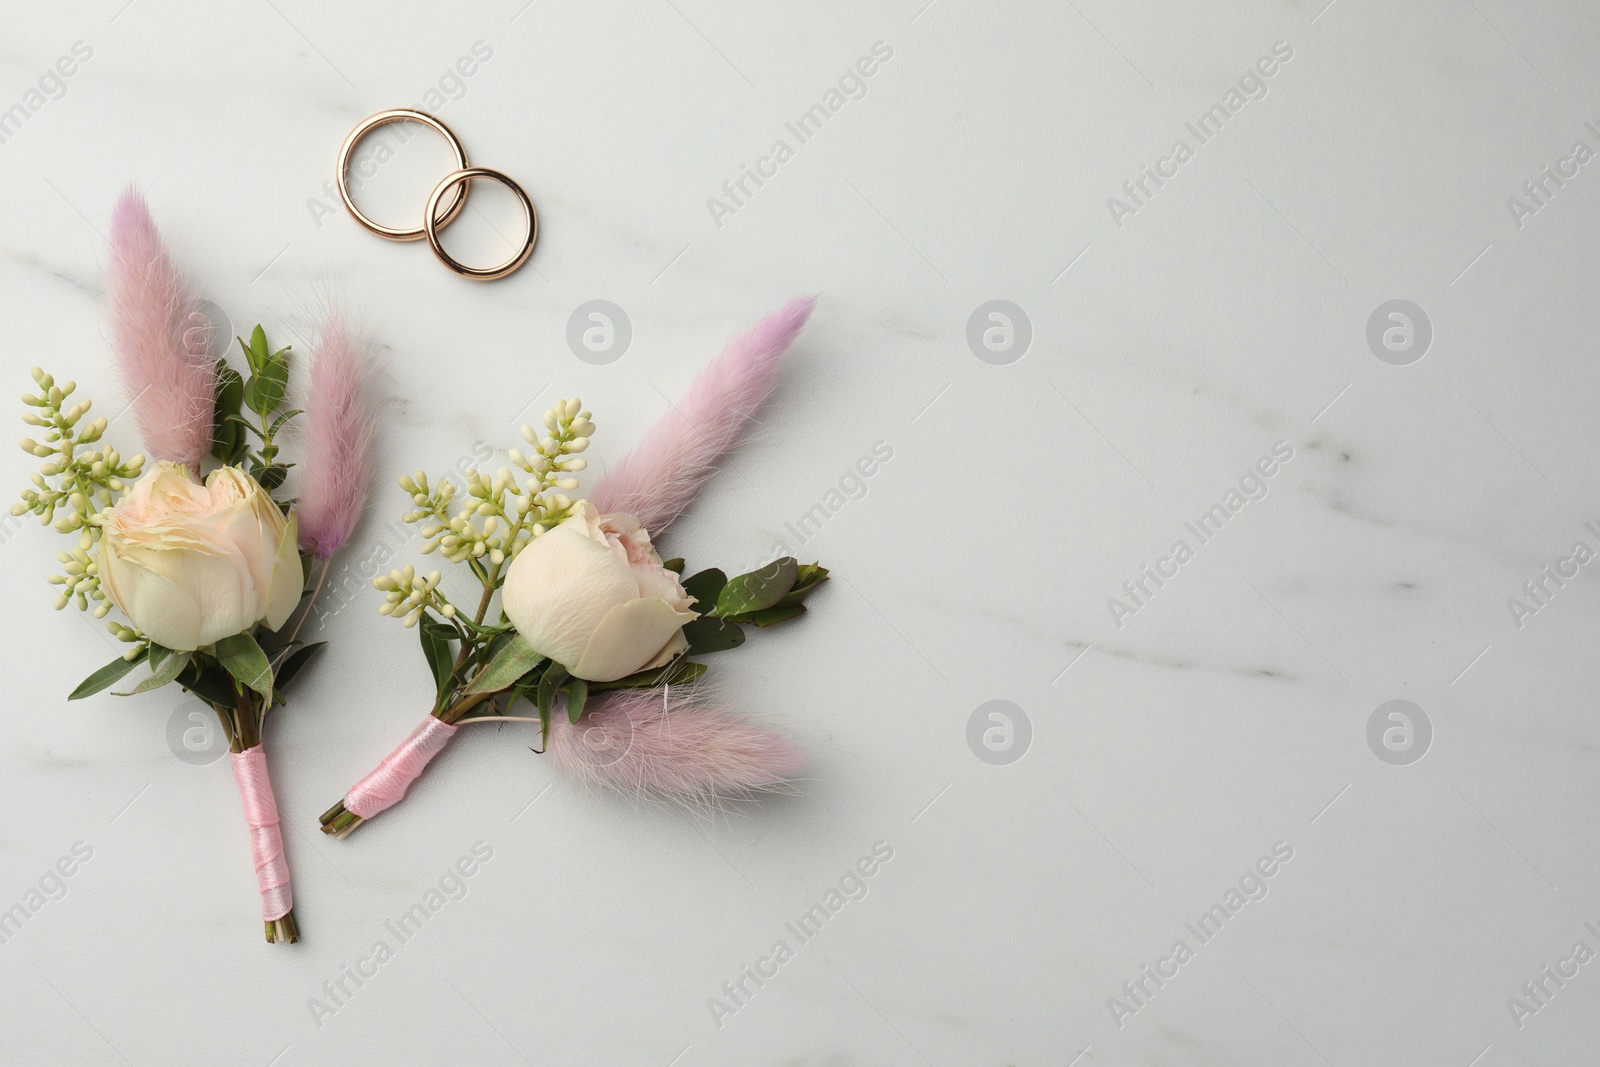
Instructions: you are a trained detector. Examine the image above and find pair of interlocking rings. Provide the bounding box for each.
[336,109,537,281]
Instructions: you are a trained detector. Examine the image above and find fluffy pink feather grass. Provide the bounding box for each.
[589,295,816,531]
[546,686,805,808]
[297,312,375,559]
[107,187,215,470]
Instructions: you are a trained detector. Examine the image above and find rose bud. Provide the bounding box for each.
[96,462,302,651]
[501,503,697,682]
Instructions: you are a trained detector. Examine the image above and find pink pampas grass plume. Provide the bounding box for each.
[547,687,805,806]
[589,295,816,531]
[107,187,215,470]
[297,312,375,559]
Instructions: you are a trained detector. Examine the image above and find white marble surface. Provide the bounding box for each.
[2,1,1599,1064]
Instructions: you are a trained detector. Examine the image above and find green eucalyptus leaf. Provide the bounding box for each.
[213,632,274,701]
[682,568,727,613]
[211,421,243,465]
[419,620,454,700]
[538,663,569,721]
[254,463,289,492]
[661,557,685,574]
[116,650,192,696]
[274,642,326,692]
[682,616,746,655]
[246,325,270,373]
[466,635,545,695]
[211,362,246,462]
[778,563,830,606]
[69,650,147,700]
[268,409,304,438]
[588,659,707,692]
[177,660,238,707]
[244,354,289,417]
[734,603,808,628]
[147,643,174,672]
[565,678,588,724]
[216,360,244,414]
[715,557,798,617]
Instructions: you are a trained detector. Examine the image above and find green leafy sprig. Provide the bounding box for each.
[20,326,320,942]
[213,325,300,491]
[318,393,831,839]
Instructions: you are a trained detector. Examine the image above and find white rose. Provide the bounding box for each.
[501,503,697,682]
[97,461,303,651]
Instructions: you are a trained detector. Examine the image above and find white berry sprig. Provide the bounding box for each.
[12,367,145,618]
[374,398,594,628]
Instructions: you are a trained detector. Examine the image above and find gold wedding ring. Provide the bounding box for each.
[424,168,538,282]
[336,109,469,241]
[336,108,538,280]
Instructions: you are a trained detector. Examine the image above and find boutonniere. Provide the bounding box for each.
[319,297,826,837]
[13,190,374,942]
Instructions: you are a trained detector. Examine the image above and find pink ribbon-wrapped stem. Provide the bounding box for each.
[344,715,459,819]
[229,746,293,922]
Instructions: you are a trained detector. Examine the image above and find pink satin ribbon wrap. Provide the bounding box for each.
[344,716,458,819]
[229,746,293,922]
